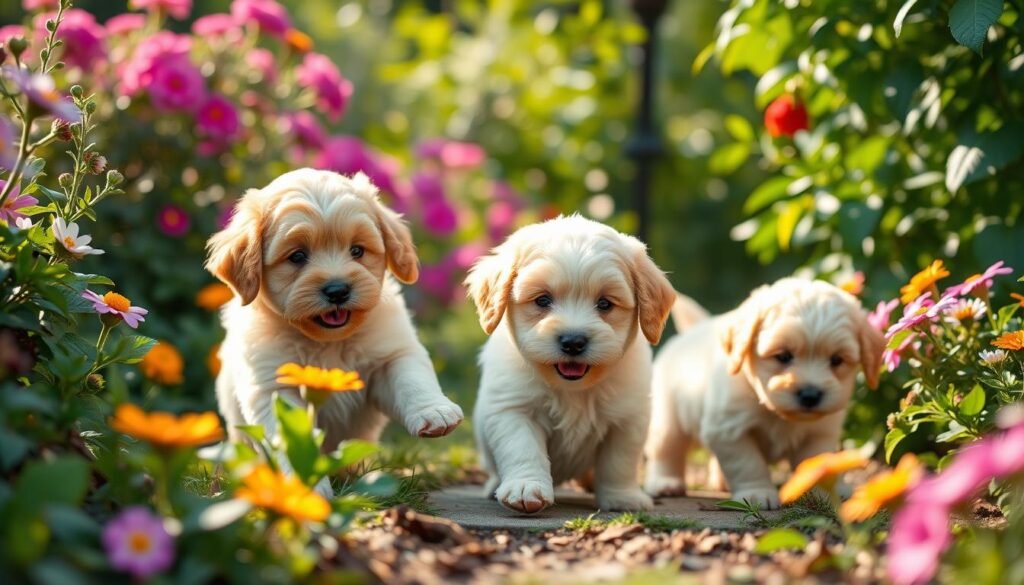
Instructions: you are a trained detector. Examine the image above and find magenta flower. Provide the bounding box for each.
[35,10,105,71]
[0,181,38,224]
[421,199,458,237]
[192,14,239,38]
[245,48,276,82]
[416,138,486,169]
[296,53,352,122]
[105,14,146,36]
[418,260,456,302]
[2,66,81,122]
[885,293,957,341]
[314,136,395,193]
[487,200,519,242]
[867,298,900,332]
[886,502,952,585]
[156,204,190,237]
[82,290,148,329]
[131,0,192,20]
[411,171,445,203]
[196,94,240,141]
[0,117,16,170]
[217,205,235,230]
[883,332,917,372]
[118,32,191,97]
[451,242,486,272]
[148,56,206,112]
[230,0,291,38]
[943,261,1014,298]
[282,111,325,150]
[0,25,25,49]
[22,0,58,11]
[102,507,174,580]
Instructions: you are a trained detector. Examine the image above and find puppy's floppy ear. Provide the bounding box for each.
[857,310,885,389]
[374,204,419,284]
[632,252,676,345]
[205,195,264,305]
[464,246,516,335]
[721,288,766,375]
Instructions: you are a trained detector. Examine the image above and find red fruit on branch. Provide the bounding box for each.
[764,94,809,138]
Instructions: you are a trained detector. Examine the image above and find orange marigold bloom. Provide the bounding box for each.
[207,343,222,377]
[140,341,184,385]
[196,283,234,311]
[110,403,224,448]
[285,29,313,54]
[236,464,330,523]
[779,449,869,504]
[899,260,950,304]
[839,454,923,523]
[276,363,365,393]
[1011,293,1024,308]
[992,331,1024,351]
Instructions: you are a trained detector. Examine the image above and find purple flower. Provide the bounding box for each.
[82,290,148,329]
[192,13,240,38]
[105,14,146,36]
[886,502,952,585]
[296,53,352,122]
[0,180,38,224]
[885,293,957,341]
[314,136,397,196]
[22,0,58,11]
[230,0,291,38]
[418,260,456,302]
[2,66,81,122]
[131,0,192,20]
[118,32,191,97]
[416,138,486,169]
[867,299,900,332]
[421,199,458,237]
[148,56,206,112]
[195,94,240,141]
[35,9,106,71]
[156,204,190,237]
[487,200,518,242]
[102,507,174,580]
[0,117,16,170]
[411,171,445,204]
[943,261,1014,298]
[282,111,325,150]
[245,48,276,82]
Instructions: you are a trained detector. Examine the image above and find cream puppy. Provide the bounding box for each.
[643,278,883,509]
[207,169,463,495]
[466,216,675,513]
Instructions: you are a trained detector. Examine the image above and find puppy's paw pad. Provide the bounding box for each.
[731,487,780,510]
[597,488,654,511]
[409,403,464,438]
[496,478,553,514]
[644,476,687,498]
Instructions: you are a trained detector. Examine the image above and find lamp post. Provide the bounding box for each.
[626,0,669,243]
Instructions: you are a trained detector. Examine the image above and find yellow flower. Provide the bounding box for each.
[838,272,864,296]
[992,331,1024,351]
[236,464,330,523]
[196,283,234,311]
[1011,293,1024,308]
[276,363,365,393]
[899,260,950,304]
[140,341,184,385]
[110,403,224,448]
[840,454,923,523]
[207,343,222,377]
[779,449,869,504]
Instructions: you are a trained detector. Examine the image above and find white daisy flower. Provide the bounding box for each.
[52,217,104,257]
[979,349,1008,365]
[14,217,33,231]
[943,298,986,326]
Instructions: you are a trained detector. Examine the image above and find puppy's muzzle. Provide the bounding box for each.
[321,281,352,305]
[795,385,824,409]
[558,333,589,357]
[314,281,353,329]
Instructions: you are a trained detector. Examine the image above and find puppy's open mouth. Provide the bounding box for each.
[314,309,350,329]
[555,362,589,381]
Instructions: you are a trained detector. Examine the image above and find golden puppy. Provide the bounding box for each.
[643,278,884,509]
[207,169,463,495]
[466,215,675,513]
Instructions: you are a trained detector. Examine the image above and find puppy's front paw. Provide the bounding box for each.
[406,402,464,438]
[496,478,554,514]
[597,487,654,511]
[643,475,687,498]
[731,486,780,510]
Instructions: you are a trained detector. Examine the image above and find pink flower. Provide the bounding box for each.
[118,32,191,96]
[36,10,106,71]
[296,53,352,122]
[22,0,58,11]
[245,48,276,82]
[217,205,235,230]
[196,94,240,141]
[282,111,325,150]
[192,14,240,38]
[418,261,456,301]
[0,181,38,224]
[943,261,1014,298]
[2,66,81,122]
[867,299,900,332]
[422,199,458,237]
[886,502,952,585]
[416,138,486,169]
[451,242,486,272]
[230,0,291,38]
[131,0,192,20]
[102,507,174,579]
[105,14,146,36]
[885,293,957,341]
[82,290,148,329]
[0,117,16,170]
[148,56,206,112]
[156,204,190,237]
[314,136,396,195]
[883,331,917,372]
[0,25,25,48]
[487,200,518,242]
[411,171,445,203]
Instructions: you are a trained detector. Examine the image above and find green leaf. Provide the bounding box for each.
[754,528,809,553]
[15,457,91,512]
[894,0,920,37]
[960,384,986,416]
[946,124,1024,192]
[724,114,755,142]
[0,426,33,471]
[103,335,156,365]
[743,177,793,215]
[236,424,265,442]
[948,0,1003,55]
[884,427,908,462]
[351,471,399,498]
[336,440,379,467]
[274,395,320,486]
[709,142,750,175]
[776,197,808,251]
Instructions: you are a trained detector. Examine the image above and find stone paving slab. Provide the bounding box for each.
[429,484,762,531]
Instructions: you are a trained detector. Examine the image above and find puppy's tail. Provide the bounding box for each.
[670,292,710,332]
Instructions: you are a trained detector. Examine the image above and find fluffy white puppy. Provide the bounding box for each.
[643,278,884,509]
[466,216,675,513]
[206,169,463,495]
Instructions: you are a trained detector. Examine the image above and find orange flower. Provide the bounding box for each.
[236,464,330,523]
[140,341,184,385]
[207,343,222,377]
[899,260,950,304]
[196,283,234,311]
[838,271,865,296]
[1011,293,1024,308]
[285,29,313,54]
[992,331,1024,351]
[779,449,869,504]
[839,454,923,523]
[110,403,224,448]
[276,363,365,393]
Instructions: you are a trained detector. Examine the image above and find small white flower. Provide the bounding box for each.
[979,349,1008,365]
[943,298,987,326]
[13,217,33,231]
[52,217,104,257]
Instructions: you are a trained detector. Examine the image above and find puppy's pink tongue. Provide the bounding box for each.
[321,309,349,326]
[556,363,588,378]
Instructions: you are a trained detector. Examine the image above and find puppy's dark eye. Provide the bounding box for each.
[596,297,613,311]
[350,245,364,259]
[288,250,308,265]
[775,351,794,365]
[535,294,553,308]
[830,355,844,367]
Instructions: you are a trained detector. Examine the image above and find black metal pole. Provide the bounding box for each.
[626,0,668,243]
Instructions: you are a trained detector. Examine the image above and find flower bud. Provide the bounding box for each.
[6,37,28,59]
[85,101,96,114]
[58,172,74,189]
[46,19,57,32]
[84,152,107,175]
[86,373,105,392]
[52,119,73,141]
[106,169,124,187]
[70,85,84,98]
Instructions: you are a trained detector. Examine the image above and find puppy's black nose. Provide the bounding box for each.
[796,386,824,409]
[559,333,589,356]
[321,282,351,305]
